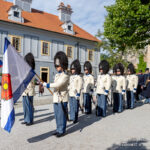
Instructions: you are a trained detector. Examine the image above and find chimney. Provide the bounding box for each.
[58,2,73,22]
[13,0,32,12]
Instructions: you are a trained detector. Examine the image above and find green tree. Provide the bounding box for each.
[96,30,129,68]
[104,0,150,52]
[137,54,147,72]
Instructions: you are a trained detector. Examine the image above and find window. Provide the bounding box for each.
[41,41,50,55]
[88,50,94,61]
[66,46,73,58]
[40,67,49,83]
[68,25,72,31]
[11,36,21,52]
[14,11,19,18]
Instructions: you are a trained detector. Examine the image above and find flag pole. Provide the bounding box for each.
[35,74,53,95]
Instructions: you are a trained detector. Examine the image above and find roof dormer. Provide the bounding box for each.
[61,21,74,35]
[58,3,74,35]
[8,5,24,23]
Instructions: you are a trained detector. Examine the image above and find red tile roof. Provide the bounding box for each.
[0,0,100,42]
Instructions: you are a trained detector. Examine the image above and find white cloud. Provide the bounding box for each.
[7,0,115,36]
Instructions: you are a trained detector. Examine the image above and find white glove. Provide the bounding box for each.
[122,90,125,95]
[75,93,80,100]
[104,90,109,95]
[133,89,136,93]
[75,96,80,100]
[43,82,50,88]
[43,82,47,87]
[122,92,125,95]
[104,92,108,95]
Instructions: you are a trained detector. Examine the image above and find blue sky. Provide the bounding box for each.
[7,0,115,36]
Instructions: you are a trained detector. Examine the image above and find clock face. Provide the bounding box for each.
[1,74,13,100]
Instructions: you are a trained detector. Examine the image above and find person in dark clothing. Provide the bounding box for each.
[136,70,144,101]
[142,68,150,103]
[143,68,149,85]
[39,84,44,96]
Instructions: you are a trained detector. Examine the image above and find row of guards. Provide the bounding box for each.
[40,53,150,137]
[1,38,150,138]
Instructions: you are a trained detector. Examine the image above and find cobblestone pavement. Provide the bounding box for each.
[0,99,150,150]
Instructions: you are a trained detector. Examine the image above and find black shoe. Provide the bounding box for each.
[56,133,65,138]
[73,120,78,124]
[69,119,74,121]
[86,112,91,115]
[26,122,33,126]
[21,122,27,125]
[80,108,84,113]
[52,132,58,136]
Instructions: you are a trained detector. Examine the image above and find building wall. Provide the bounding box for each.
[0,21,100,82]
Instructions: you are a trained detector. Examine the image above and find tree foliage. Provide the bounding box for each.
[96,30,129,68]
[137,54,147,72]
[104,0,150,51]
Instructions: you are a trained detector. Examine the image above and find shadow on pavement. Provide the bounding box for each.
[27,112,100,143]
[19,112,54,121]
[16,109,49,116]
[66,113,101,134]
[107,138,148,150]
[134,101,144,108]
[27,130,55,143]
[33,115,54,125]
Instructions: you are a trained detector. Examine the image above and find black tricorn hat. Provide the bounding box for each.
[54,51,68,70]
[84,61,92,74]
[99,60,110,74]
[24,52,35,70]
[70,59,81,75]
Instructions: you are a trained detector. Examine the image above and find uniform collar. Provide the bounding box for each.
[58,71,63,74]
[86,73,90,76]
[116,74,121,76]
[72,73,78,75]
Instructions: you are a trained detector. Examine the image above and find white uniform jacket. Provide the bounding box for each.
[22,76,36,96]
[126,74,138,91]
[96,74,112,95]
[50,72,69,103]
[82,74,94,93]
[112,75,126,93]
[68,75,83,97]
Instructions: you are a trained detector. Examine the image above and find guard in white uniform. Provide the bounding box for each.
[112,63,126,113]
[43,51,69,138]
[83,61,94,114]
[68,59,82,123]
[126,63,138,109]
[96,60,111,117]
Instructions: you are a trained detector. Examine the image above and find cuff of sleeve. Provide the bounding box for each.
[134,88,137,90]
[46,83,50,88]
[76,93,80,97]
[122,90,126,92]
[105,90,109,94]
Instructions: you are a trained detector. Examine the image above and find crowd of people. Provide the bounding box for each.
[21,51,150,138]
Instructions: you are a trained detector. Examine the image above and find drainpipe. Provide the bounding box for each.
[76,42,79,60]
